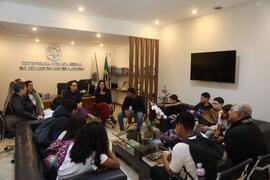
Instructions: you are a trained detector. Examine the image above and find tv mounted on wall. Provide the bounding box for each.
[190,50,236,83]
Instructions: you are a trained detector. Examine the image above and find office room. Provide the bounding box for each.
[1,0,270,180]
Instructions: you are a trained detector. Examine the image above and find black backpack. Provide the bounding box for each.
[182,134,224,180]
[34,117,56,148]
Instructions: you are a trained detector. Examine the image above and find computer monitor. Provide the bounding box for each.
[78,79,95,95]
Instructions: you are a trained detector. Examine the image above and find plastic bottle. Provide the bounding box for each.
[196,163,206,179]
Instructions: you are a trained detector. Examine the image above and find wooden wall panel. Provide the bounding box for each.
[129,36,159,117]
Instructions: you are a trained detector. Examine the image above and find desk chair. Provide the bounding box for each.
[216,158,253,180]
[95,103,116,128]
[247,153,270,180]
[57,82,68,95]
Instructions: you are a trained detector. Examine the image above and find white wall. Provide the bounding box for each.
[159,0,270,121]
[0,39,116,108]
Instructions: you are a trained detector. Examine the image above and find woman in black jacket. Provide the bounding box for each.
[6,81,43,132]
[94,80,116,124]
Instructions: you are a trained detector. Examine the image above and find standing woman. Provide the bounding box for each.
[25,80,44,116]
[94,80,116,125]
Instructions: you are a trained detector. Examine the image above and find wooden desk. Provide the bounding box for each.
[43,96,96,114]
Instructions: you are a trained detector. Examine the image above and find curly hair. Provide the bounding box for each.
[69,121,109,167]
[63,113,86,140]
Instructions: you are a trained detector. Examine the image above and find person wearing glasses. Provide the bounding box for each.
[62,80,95,119]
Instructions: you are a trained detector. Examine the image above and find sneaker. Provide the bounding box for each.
[117,130,126,136]
[111,116,117,124]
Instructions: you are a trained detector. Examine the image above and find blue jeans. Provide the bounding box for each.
[118,111,144,131]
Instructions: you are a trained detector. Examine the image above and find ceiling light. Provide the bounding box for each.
[192,9,197,14]
[99,43,103,48]
[35,38,39,43]
[32,27,37,31]
[78,6,84,12]
[96,33,101,38]
[155,20,160,25]
[70,41,74,45]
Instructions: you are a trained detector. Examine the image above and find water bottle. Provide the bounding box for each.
[196,163,206,179]
[128,106,133,113]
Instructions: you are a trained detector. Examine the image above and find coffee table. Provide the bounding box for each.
[111,132,166,180]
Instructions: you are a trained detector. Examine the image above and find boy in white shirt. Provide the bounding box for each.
[150,112,198,180]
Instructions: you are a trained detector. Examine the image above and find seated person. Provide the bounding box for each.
[62,80,82,109]
[150,112,199,180]
[57,122,120,179]
[159,94,187,132]
[35,99,78,148]
[190,92,212,120]
[25,80,44,116]
[94,80,116,125]
[3,78,24,115]
[163,94,187,116]
[150,112,223,180]
[43,114,86,179]
[118,87,146,134]
[49,99,78,141]
[62,80,95,119]
[6,81,43,131]
[200,97,224,137]
[213,104,233,142]
[194,92,212,112]
[224,103,266,165]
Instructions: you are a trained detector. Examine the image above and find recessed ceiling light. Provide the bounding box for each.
[32,27,37,31]
[192,9,197,14]
[96,33,101,38]
[78,6,84,12]
[155,20,160,25]
[35,38,39,43]
[70,41,74,45]
[99,43,103,47]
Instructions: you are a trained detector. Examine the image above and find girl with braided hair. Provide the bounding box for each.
[57,121,119,179]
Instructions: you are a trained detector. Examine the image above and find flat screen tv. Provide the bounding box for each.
[190,50,236,83]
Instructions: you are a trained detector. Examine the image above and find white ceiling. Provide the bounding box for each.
[0,21,129,46]
[3,0,256,25]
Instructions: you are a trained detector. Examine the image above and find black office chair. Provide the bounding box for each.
[247,153,270,180]
[216,158,253,180]
[57,82,68,95]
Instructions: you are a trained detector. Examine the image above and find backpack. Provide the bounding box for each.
[43,139,73,170]
[34,117,56,147]
[182,134,224,180]
[160,129,182,148]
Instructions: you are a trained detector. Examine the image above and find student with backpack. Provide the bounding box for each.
[34,99,77,148]
[43,114,86,180]
[150,112,224,180]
